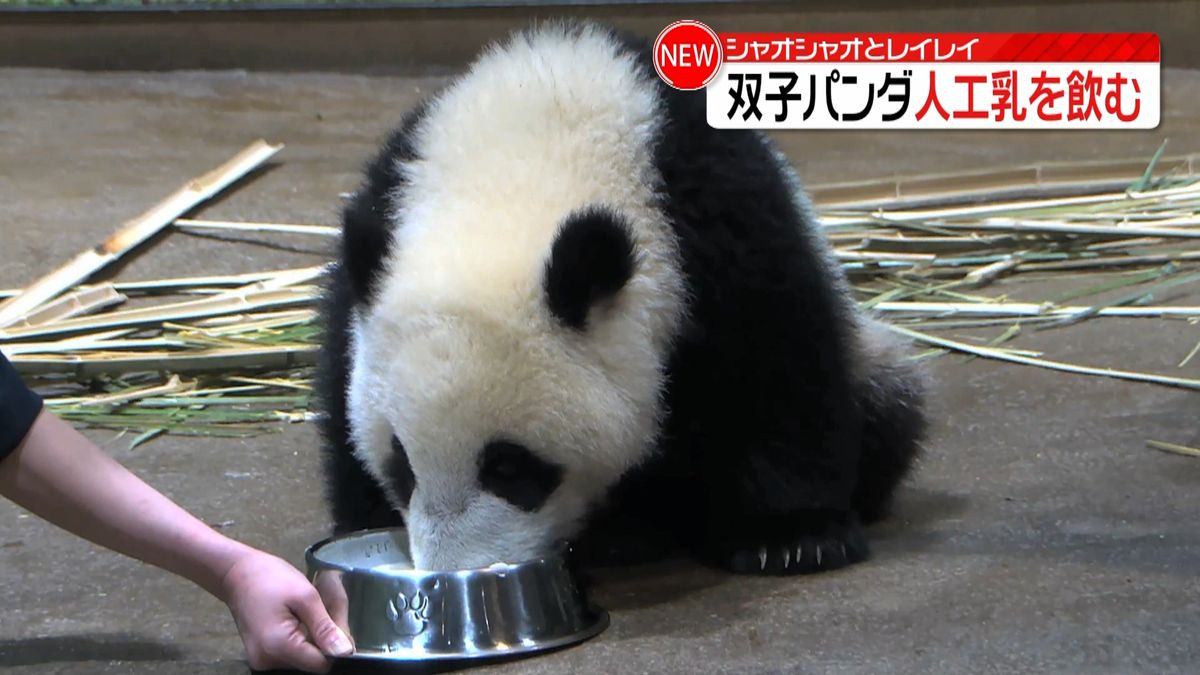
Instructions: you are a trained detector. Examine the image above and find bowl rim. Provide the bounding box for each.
[304,526,574,577]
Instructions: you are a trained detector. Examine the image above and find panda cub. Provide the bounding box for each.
[316,20,927,576]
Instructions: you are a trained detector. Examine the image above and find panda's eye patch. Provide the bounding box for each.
[478,441,563,512]
[388,435,416,508]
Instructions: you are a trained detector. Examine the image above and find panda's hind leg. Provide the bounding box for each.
[681,411,873,576]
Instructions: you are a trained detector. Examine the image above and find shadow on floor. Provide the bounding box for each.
[0,633,186,667]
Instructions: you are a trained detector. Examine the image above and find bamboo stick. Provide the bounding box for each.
[0,140,283,328]
[1018,250,1200,272]
[934,218,1200,240]
[78,375,196,408]
[0,268,328,298]
[888,324,1200,391]
[13,284,126,327]
[0,287,316,342]
[961,252,1027,288]
[9,345,318,377]
[873,301,1200,318]
[820,182,1200,228]
[1146,440,1200,458]
[1,337,180,358]
[808,153,1200,209]
[175,219,339,237]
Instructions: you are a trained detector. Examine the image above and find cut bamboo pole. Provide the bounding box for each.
[0,140,283,328]
[13,284,126,327]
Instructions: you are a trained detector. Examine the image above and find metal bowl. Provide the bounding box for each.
[304,528,609,662]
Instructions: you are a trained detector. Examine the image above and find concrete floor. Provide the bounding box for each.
[0,66,1198,675]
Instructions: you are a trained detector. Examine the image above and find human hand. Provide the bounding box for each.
[220,548,355,672]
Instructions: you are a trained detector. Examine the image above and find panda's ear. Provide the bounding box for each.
[544,207,637,330]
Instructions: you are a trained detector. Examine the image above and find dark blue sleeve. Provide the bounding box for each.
[0,351,42,463]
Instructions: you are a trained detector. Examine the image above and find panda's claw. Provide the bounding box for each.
[716,512,870,576]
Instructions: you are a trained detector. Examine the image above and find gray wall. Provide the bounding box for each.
[0,1,1195,72]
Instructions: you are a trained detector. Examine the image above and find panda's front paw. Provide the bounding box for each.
[715,511,870,576]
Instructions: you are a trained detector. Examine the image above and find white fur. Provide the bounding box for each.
[346,23,686,569]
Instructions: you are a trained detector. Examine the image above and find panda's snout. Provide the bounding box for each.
[406,490,551,570]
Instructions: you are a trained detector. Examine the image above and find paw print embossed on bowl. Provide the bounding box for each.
[305,528,609,663]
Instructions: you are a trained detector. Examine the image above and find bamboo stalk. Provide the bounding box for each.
[889,324,1200,391]
[1017,250,1200,272]
[835,250,937,263]
[1179,340,1200,368]
[78,375,196,408]
[821,182,1200,228]
[1,337,181,358]
[809,153,1200,209]
[0,268,328,299]
[0,140,283,328]
[9,345,319,377]
[873,301,1200,318]
[1036,270,1200,329]
[0,286,316,342]
[13,284,126,327]
[1146,440,1200,458]
[961,252,1027,288]
[935,218,1200,240]
[175,219,339,237]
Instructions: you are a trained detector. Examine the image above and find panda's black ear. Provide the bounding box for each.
[544,207,637,330]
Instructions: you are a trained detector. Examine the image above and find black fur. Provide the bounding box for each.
[388,436,417,509]
[314,261,402,535]
[316,21,927,575]
[544,207,638,330]
[340,103,428,304]
[313,105,430,535]
[478,441,564,513]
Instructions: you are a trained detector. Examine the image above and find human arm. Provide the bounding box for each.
[0,355,352,671]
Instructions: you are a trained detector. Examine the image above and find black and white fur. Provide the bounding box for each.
[316,21,927,576]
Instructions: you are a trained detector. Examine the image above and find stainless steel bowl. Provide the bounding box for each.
[304,528,609,662]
